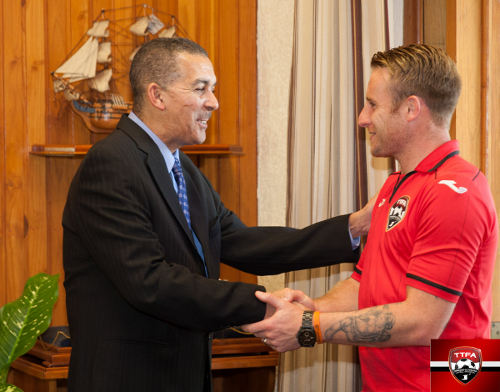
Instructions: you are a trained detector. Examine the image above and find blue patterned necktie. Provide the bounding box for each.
[171,157,208,276]
[172,158,191,228]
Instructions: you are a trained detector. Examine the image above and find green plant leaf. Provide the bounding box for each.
[0,273,59,384]
[0,382,23,392]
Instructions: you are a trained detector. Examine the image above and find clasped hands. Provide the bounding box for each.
[241,288,314,352]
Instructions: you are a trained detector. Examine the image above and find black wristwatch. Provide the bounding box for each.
[296,310,316,347]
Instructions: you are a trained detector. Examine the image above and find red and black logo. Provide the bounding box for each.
[432,339,500,391]
[386,196,409,231]
[449,346,482,384]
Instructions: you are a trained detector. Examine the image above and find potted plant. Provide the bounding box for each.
[0,273,59,392]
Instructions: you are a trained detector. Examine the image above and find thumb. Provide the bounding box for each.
[255,290,286,309]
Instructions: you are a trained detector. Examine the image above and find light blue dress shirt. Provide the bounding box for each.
[351,233,360,250]
[128,112,208,276]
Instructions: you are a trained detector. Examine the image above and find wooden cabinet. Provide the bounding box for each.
[8,338,279,392]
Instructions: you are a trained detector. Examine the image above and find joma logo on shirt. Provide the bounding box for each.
[438,179,468,194]
[386,196,409,231]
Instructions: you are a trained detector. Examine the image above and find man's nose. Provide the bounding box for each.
[205,90,219,111]
[358,105,370,128]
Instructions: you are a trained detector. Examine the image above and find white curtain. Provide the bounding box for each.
[280,1,402,391]
[280,1,359,391]
[361,0,403,195]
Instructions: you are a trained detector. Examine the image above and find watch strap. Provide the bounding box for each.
[297,310,316,347]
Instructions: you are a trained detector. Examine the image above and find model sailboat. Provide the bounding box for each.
[52,4,186,133]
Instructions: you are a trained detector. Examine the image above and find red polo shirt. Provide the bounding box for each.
[352,140,498,391]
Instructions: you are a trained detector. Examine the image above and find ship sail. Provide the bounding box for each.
[88,68,112,93]
[97,42,112,63]
[129,23,175,61]
[129,14,164,36]
[129,47,140,61]
[87,20,110,38]
[54,37,98,82]
[53,20,111,83]
[159,25,176,38]
[129,16,149,36]
[147,14,165,34]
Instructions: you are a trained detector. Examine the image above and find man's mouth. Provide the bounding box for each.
[197,115,211,127]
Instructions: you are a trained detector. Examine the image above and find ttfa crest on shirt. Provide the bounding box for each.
[386,196,409,231]
[449,346,482,384]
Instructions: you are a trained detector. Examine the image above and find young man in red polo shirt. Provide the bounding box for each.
[243,44,498,391]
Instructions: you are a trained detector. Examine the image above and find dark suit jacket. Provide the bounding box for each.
[62,115,359,392]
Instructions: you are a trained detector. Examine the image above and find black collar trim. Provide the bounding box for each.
[427,150,459,172]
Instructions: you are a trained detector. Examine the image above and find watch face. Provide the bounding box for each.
[299,330,316,347]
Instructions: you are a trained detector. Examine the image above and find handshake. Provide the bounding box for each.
[241,277,396,353]
[241,288,316,352]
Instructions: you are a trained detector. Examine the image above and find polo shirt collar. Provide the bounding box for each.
[414,140,460,173]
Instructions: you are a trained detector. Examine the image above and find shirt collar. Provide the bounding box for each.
[128,112,179,172]
[414,140,460,173]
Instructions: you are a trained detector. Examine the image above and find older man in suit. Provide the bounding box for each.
[62,37,371,392]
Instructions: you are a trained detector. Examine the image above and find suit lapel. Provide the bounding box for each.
[147,152,195,241]
[117,116,195,245]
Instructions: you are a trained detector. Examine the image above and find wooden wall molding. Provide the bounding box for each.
[447,0,482,167]
[445,0,500,321]
[403,0,423,44]
[483,0,500,322]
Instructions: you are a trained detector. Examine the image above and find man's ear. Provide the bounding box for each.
[405,95,422,122]
[147,83,166,110]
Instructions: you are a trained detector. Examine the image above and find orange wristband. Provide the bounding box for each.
[313,311,323,343]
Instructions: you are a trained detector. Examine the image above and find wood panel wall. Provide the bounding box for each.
[405,0,500,321]
[482,0,500,322]
[446,0,500,321]
[0,0,257,326]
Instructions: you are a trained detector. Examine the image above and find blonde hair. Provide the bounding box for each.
[371,44,461,126]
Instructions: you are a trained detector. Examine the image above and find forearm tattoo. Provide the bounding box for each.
[324,305,395,344]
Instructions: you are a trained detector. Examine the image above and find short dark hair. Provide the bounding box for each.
[371,44,461,127]
[129,37,209,113]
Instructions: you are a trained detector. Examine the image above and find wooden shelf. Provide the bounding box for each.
[181,144,243,155]
[30,144,91,157]
[30,144,243,157]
